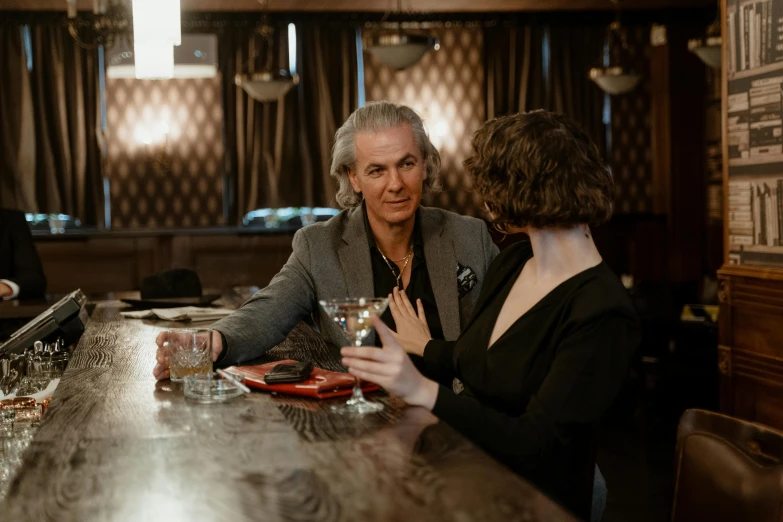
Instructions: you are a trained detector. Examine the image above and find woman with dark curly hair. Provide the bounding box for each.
[340,110,640,520]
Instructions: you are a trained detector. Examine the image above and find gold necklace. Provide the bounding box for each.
[377,246,413,289]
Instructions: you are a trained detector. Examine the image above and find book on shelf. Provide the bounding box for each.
[730,234,755,245]
[728,105,751,158]
[778,179,783,243]
[734,180,783,246]
[748,80,783,154]
[728,0,783,72]
[729,210,753,221]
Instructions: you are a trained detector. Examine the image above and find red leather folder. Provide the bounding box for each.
[224,360,380,399]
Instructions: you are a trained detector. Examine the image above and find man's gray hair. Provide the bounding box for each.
[330,101,442,208]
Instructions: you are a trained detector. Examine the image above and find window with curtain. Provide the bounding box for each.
[0,22,104,226]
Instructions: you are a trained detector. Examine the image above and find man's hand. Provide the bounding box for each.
[153,329,224,381]
[388,287,431,356]
[0,282,13,298]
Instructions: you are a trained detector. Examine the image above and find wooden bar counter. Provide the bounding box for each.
[1,299,577,522]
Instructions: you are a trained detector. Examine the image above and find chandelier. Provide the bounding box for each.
[588,0,642,96]
[65,0,130,50]
[65,0,182,80]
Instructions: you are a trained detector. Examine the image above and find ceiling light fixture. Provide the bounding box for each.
[688,16,722,69]
[364,0,439,71]
[234,0,298,102]
[589,0,642,96]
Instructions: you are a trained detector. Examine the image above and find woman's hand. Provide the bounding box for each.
[388,287,431,357]
[341,316,439,410]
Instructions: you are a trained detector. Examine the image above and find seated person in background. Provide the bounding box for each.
[153,101,499,379]
[341,110,641,520]
[0,208,47,300]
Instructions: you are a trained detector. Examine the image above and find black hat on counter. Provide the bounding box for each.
[140,269,202,300]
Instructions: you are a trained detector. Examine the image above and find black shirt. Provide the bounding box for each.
[423,241,640,519]
[362,203,444,342]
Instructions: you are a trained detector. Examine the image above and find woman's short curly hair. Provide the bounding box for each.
[464,110,614,231]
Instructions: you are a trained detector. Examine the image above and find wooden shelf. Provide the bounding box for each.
[728,61,783,81]
[729,155,783,168]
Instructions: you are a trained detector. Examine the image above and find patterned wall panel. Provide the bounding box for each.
[363,26,486,217]
[106,77,225,228]
[610,25,654,214]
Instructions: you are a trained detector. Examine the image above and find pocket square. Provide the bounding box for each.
[457,264,478,298]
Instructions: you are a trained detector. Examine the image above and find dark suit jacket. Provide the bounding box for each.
[0,209,47,299]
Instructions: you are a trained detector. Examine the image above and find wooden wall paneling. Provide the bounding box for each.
[717,269,733,411]
[35,238,160,294]
[718,266,783,428]
[751,385,783,429]
[186,235,294,289]
[169,235,193,270]
[650,34,672,217]
[134,238,161,285]
[730,376,757,421]
[34,233,295,296]
[729,376,783,431]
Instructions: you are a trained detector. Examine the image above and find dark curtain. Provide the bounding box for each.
[296,25,359,208]
[221,24,359,221]
[484,22,607,155]
[547,25,608,155]
[484,23,546,120]
[29,23,104,226]
[220,25,301,224]
[0,26,37,211]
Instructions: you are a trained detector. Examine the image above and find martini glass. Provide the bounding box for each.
[319,297,389,414]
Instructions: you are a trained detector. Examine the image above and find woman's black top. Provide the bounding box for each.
[422,241,640,519]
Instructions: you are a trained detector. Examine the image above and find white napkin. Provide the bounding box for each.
[121,306,234,322]
[0,378,60,402]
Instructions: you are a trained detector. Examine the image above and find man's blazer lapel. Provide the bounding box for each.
[338,207,374,299]
[421,209,461,341]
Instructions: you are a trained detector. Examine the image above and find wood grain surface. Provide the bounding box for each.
[1,296,577,522]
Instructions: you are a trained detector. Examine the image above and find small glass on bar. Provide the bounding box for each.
[164,328,213,383]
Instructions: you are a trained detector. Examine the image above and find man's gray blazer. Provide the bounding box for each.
[213,205,499,366]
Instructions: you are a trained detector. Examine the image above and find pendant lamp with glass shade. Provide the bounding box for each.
[589,0,642,96]
[688,15,721,70]
[364,0,439,71]
[234,0,298,102]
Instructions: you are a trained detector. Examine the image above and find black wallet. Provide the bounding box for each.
[263,361,314,384]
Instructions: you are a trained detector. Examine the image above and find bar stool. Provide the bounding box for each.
[672,409,783,522]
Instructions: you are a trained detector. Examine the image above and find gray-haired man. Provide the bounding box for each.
[154,101,498,379]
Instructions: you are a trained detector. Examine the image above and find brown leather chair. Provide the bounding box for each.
[672,409,783,522]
